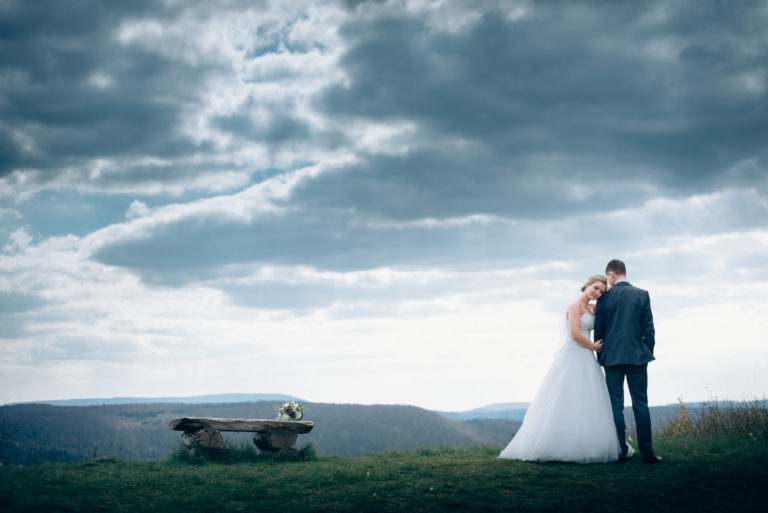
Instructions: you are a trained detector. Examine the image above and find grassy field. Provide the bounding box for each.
[1,432,767,513]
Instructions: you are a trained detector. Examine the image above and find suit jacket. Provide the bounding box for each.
[594,281,655,367]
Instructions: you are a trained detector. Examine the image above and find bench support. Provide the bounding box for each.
[181,427,224,450]
[253,430,298,452]
[169,417,314,457]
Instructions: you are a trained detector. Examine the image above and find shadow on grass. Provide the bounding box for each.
[167,440,318,464]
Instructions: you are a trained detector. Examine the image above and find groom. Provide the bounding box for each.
[594,259,661,464]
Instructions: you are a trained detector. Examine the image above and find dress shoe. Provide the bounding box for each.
[642,455,662,464]
[617,455,628,463]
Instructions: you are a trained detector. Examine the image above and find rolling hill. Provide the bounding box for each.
[0,400,521,466]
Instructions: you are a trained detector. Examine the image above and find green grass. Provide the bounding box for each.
[3,401,767,512]
[1,436,766,513]
[167,440,319,464]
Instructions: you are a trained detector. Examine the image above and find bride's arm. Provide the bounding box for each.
[567,303,602,351]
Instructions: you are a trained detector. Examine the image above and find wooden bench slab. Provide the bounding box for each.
[170,417,314,433]
[170,417,314,453]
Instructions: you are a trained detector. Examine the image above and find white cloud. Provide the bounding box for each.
[2,192,766,408]
[367,213,518,229]
[79,159,352,254]
[87,72,114,89]
[2,227,33,253]
[126,200,150,219]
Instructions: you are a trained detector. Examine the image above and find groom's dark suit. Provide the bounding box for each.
[594,281,656,459]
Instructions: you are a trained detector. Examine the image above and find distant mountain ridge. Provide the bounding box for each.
[8,393,299,406]
[9,394,704,423]
[11,394,528,420]
[436,402,531,421]
[435,401,709,427]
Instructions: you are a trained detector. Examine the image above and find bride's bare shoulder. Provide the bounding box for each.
[565,300,581,320]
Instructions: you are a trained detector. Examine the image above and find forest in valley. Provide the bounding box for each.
[0,401,520,465]
[0,398,697,466]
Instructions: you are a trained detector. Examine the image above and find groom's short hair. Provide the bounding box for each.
[605,259,626,275]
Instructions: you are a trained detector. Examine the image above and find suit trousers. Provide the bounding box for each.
[604,364,653,457]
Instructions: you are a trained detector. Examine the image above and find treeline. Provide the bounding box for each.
[0,402,521,466]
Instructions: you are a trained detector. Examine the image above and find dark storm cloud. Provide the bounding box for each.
[293,150,629,221]
[6,0,768,304]
[0,291,48,338]
[0,0,294,182]
[214,104,312,145]
[92,204,552,286]
[0,125,21,174]
[92,186,768,289]
[0,0,186,175]
[308,0,768,219]
[86,0,768,299]
[4,0,764,199]
[92,209,442,281]
[342,0,387,10]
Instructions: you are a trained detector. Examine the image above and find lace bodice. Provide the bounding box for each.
[566,313,594,340]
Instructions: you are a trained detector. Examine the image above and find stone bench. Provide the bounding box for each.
[169,417,314,456]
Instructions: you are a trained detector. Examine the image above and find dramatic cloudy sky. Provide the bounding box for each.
[1,0,766,410]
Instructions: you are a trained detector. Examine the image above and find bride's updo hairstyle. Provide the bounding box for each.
[581,274,607,292]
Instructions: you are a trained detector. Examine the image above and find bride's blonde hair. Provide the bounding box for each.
[581,274,607,292]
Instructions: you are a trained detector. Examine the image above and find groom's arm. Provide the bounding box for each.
[640,291,655,354]
[594,296,606,342]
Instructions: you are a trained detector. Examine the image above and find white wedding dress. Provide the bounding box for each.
[499,313,630,463]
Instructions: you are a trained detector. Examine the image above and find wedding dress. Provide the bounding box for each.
[499,313,630,463]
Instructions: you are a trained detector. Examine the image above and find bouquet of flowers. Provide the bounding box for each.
[277,400,303,421]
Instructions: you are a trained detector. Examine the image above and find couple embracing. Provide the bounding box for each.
[499,259,662,464]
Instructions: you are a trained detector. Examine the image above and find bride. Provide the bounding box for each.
[499,274,632,463]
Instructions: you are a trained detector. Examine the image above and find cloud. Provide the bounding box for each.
[0,290,48,315]
[126,200,151,220]
[0,0,350,199]
[2,227,33,253]
[2,0,765,209]
[0,0,767,407]
[0,207,20,221]
[311,0,768,217]
[0,1,208,174]
[87,184,767,302]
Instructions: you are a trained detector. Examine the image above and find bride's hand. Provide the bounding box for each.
[593,339,604,352]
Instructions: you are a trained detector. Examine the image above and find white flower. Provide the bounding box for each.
[277,400,303,421]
